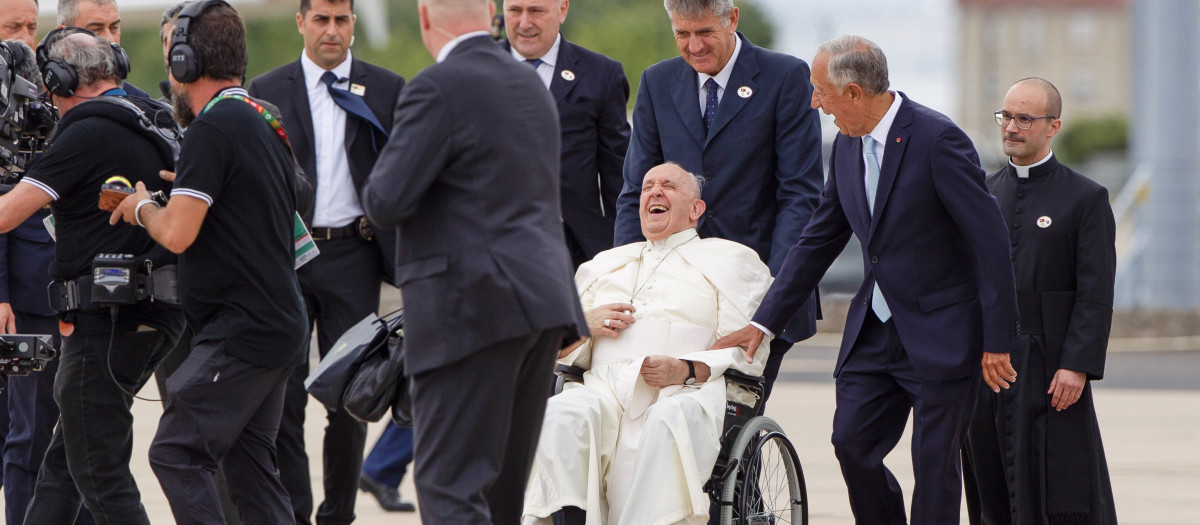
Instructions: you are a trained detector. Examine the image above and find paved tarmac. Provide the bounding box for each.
[1,336,1195,524]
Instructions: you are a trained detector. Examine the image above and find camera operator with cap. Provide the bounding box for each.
[0,28,185,525]
[110,1,307,522]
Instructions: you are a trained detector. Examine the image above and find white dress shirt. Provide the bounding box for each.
[695,34,743,118]
[862,91,904,191]
[509,33,560,89]
[301,50,363,228]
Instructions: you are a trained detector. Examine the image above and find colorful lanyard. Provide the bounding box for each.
[202,92,291,150]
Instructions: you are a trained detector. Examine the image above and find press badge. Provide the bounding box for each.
[294,212,320,269]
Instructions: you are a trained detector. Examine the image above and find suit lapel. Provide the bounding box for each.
[284,60,317,188]
[869,96,912,236]
[670,63,706,147]
[705,34,758,148]
[549,38,582,103]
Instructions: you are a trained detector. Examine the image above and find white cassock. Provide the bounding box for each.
[522,229,773,525]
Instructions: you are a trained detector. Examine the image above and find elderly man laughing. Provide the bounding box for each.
[523,163,773,525]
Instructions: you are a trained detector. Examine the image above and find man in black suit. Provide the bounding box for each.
[361,0,586,522]
[500,0,630,268]
[247,0,403,523]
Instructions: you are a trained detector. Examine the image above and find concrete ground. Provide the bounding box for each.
[1,337,1195,524]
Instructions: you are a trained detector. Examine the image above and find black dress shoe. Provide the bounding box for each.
[359,474,417,512]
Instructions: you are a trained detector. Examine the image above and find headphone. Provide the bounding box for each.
[36,26,131,98]
[168,0,231,84]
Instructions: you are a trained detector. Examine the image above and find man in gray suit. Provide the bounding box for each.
[360,0,586,523]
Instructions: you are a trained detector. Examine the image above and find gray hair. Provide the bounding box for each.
[50,32,121,87]
[58,0,117,26]
[817,35,890,96]
[664,0,734,22]
[161,0,193,37]
[661,161,705,198]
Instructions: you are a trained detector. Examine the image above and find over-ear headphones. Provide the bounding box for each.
[36,26,131,98]
[168,0,231,84]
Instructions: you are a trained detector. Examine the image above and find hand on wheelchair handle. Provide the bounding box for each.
[710,325,766,363]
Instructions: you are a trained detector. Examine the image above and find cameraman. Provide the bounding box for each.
[0,30,184,525]
[110,1,306,522]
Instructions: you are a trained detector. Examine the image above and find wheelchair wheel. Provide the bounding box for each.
[718,416,807,525]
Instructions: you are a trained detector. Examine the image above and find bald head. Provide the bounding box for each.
[1012,77,1061,119]
[416,0,494,59]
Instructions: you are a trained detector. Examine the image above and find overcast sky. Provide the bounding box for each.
[756,0,959,120]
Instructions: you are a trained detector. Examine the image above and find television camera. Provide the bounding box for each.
[1,39,58,185]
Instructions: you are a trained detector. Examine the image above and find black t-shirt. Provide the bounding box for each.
[21,95,182,335]
[171,87,306,369]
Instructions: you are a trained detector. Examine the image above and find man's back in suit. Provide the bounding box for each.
[502,0,631,268]
[361,2,586,522]
[246,0,404,521]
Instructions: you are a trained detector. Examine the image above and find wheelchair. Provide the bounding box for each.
[554,365,808,525]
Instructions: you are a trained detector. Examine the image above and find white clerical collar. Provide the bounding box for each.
[647,228,700,251]
[437,31,492,63]
[1010,149,1054,179]
[865,91,903,146]
[301,49,353,90]
[697,33,742,94]
[509,32,560,68]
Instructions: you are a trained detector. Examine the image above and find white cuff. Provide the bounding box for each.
[749,321,775,339]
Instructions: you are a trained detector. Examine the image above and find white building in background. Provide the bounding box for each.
[957,0,1130,141]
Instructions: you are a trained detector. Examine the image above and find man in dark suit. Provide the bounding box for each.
[615,0,823,401]
[500,0,630,268]
[247,0,403,522]
[360,0,586,522]
[714,35,1021,524]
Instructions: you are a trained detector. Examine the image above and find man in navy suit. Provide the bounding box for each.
[248,0,403,522]
[501,0,630,268]
[615,0,823,401]
[715,36,1021,524]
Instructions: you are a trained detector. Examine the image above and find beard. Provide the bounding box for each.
[171,83,195,128]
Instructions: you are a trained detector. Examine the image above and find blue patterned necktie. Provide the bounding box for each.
[320,71,387,152]
[703,78,719,134]
[525,58,544,69]
[863,135,891,322]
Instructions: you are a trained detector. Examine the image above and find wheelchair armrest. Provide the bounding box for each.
[554,364,586,384]
[722,369,765,390]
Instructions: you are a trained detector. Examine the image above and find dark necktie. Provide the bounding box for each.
[320,71,388,152]
[525,58,544,69]
[703,78,719,134]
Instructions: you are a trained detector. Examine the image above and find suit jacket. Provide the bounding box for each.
[754,95,1021,381]
[248,56,404,281]
[361,35,586,375]
[616,33,824,342]
[500,37,631,267]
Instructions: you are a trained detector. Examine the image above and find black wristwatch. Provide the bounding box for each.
[684,360,696,385]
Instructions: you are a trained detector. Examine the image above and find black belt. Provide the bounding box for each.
[310,223,359,242]
[310,217,372,242]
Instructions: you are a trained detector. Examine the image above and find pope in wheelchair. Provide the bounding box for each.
[522,163,774,525]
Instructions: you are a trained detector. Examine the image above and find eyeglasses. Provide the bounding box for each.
[994,110,1057,130]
